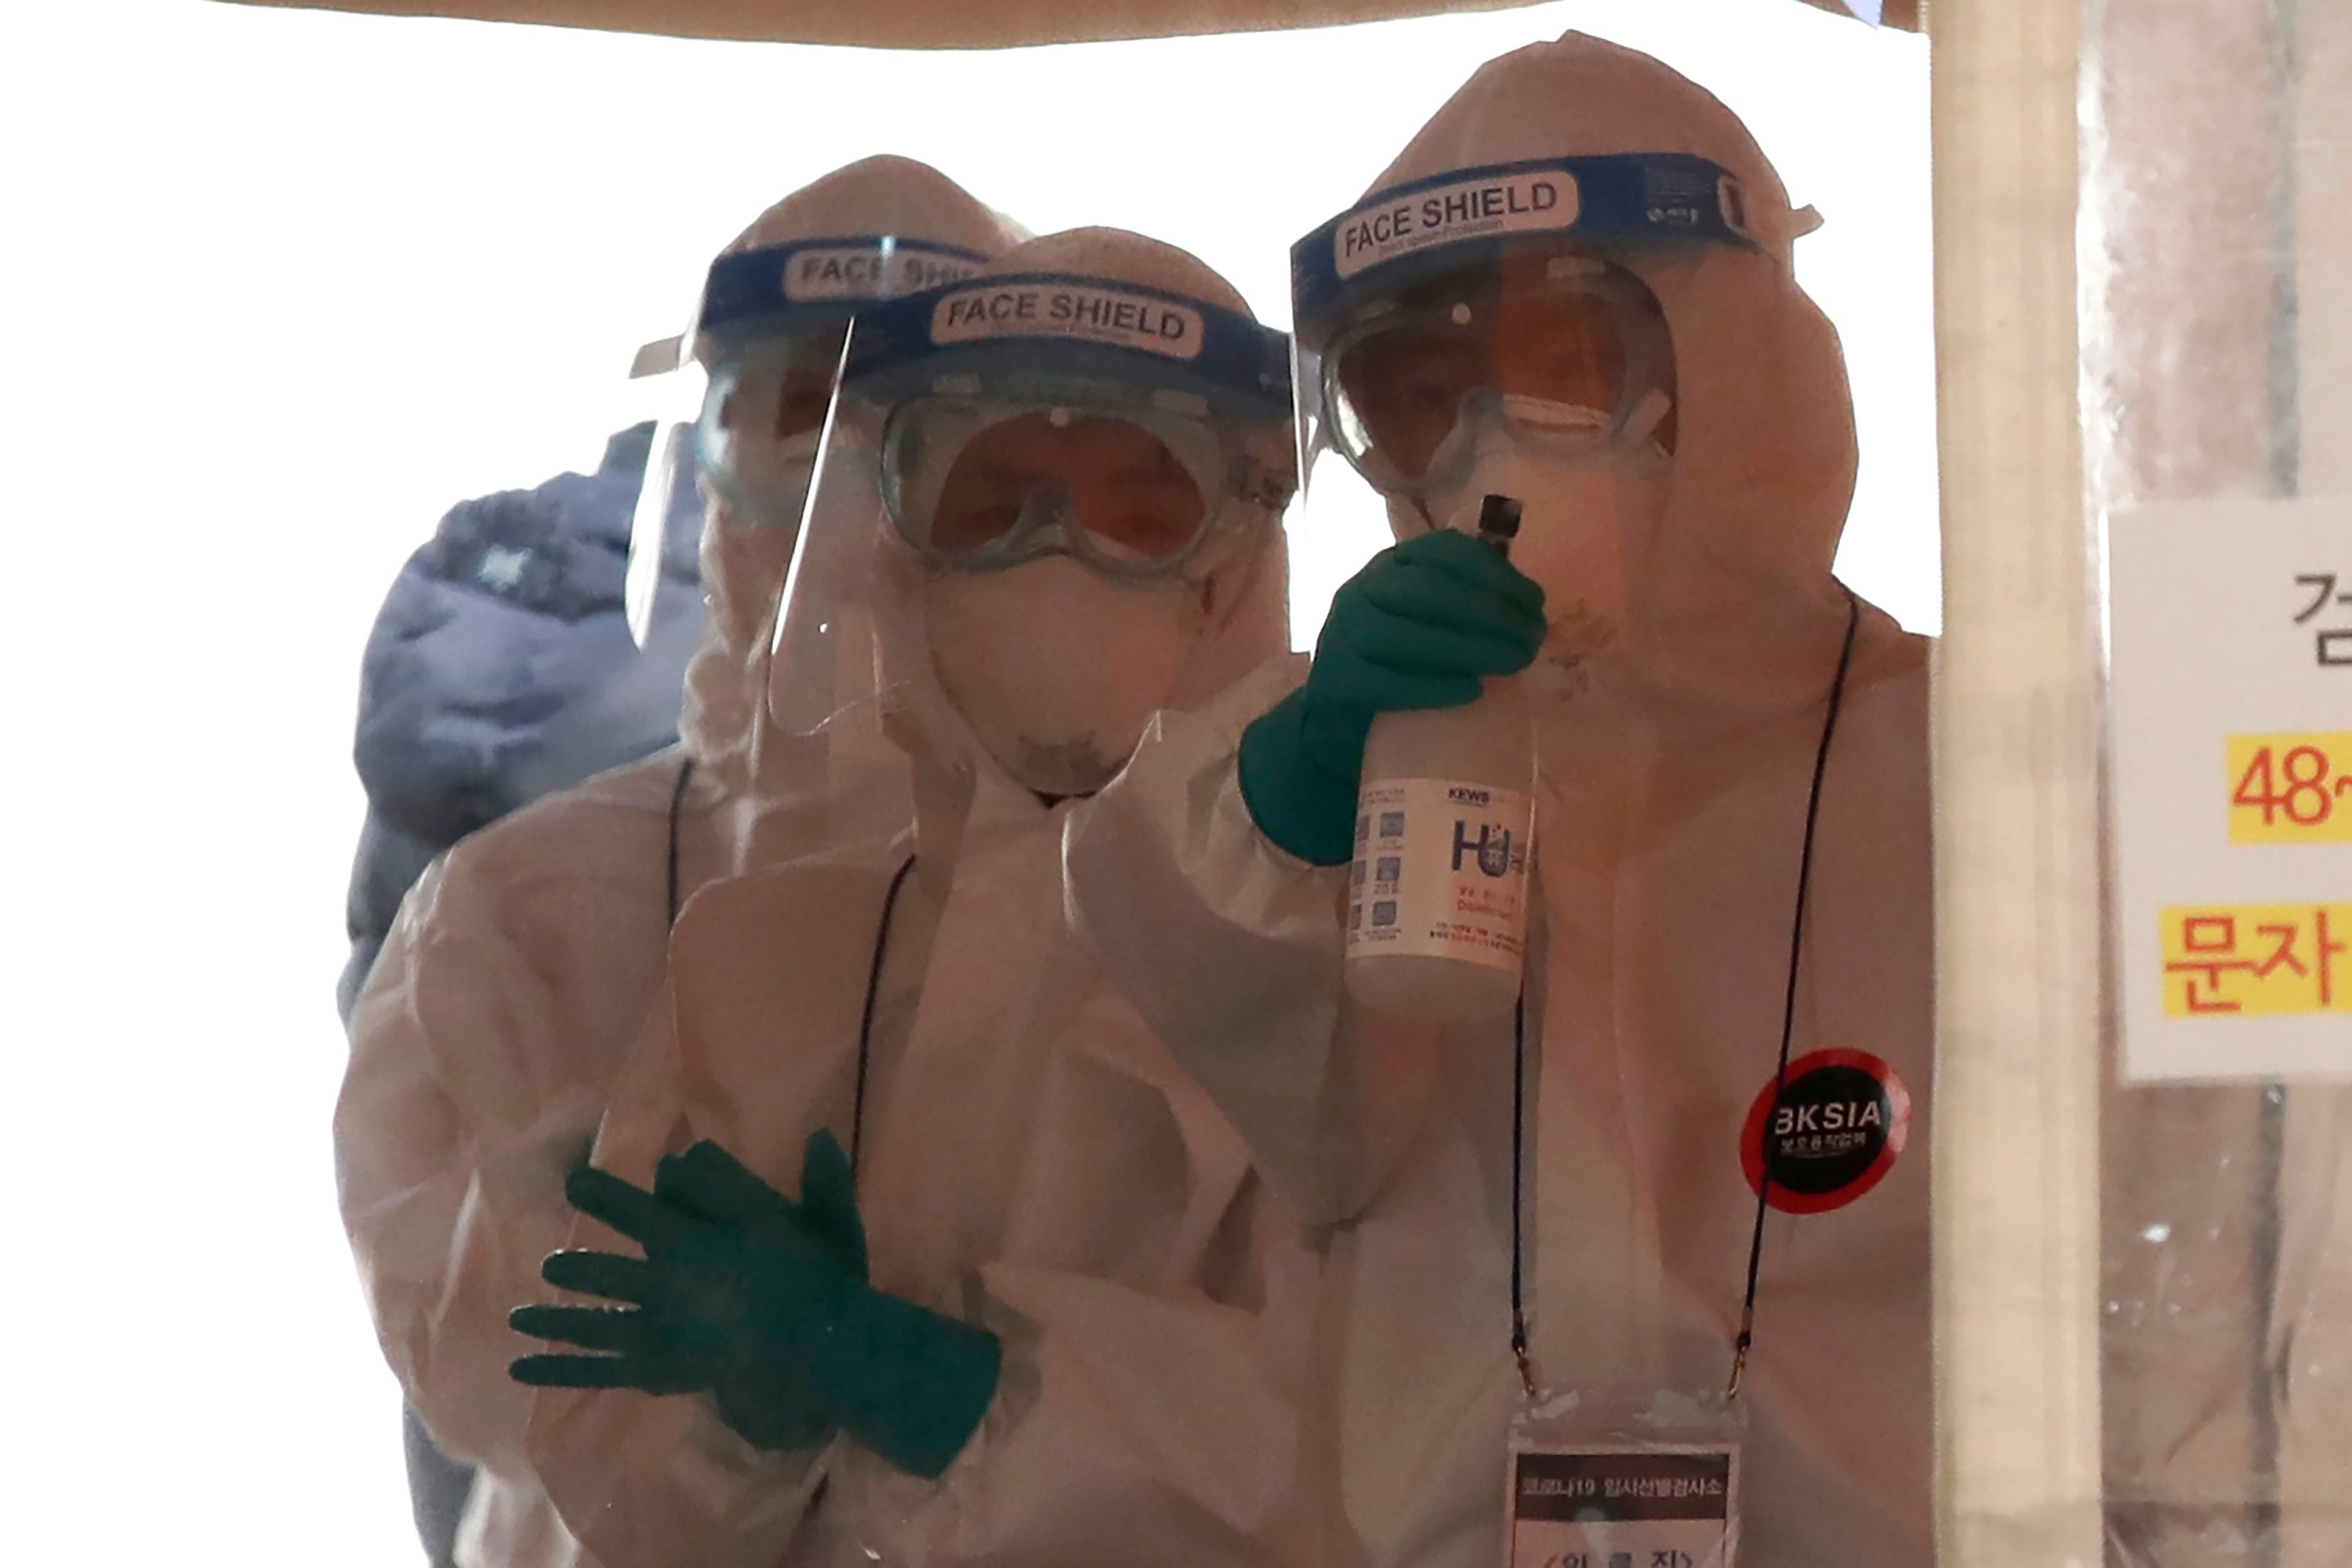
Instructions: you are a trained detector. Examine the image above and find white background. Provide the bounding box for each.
[0,2,1929,1561]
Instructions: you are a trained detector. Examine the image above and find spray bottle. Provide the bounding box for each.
[1343,495,1537,1023]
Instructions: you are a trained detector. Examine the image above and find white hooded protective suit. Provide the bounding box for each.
[521,228,1320,1568]
[1067,34,1934,1568]
[336,155,1018,1568]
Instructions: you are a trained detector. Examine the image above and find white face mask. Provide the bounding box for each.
[1427,423,1671,656]
[920,554,1204,797]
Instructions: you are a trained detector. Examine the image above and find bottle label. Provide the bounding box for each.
[1346,777,1534,971]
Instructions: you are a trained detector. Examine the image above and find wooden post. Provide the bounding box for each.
[1928,0,2106,1563]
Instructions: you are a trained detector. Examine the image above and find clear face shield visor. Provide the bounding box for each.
[1315,247,1678,501]
[1289,153,1756,510]
[851,276,1293,583]
[765,274,1296,739]
[695,327,854,525]
[619,234,992,644]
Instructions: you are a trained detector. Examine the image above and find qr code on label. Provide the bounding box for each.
[1373,901,1399,927]
[1380,811,1406,838]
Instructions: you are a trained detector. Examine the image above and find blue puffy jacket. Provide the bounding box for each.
[337,421,704,1017]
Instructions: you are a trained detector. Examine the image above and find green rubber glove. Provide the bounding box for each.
[513,1133,999,1479]
[511,1131,867,1450]
[1240,528,1548,865]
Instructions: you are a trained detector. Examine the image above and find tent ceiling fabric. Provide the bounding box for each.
[216,0,1917,49]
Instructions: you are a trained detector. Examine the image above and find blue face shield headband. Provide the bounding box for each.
[695,235,995,345]
[1290,153,1757,350]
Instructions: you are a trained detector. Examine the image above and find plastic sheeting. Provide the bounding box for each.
[210,0,1915,50]
[2087,0,2352,1562]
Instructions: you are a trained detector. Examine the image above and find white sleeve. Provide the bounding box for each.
[872,1065,1320,1566]
[877,1237,1319,1567]
[1066,655,1446,1229]
[337,856,607,1477]
[336,792,676,1479]
[531,1178,1316,1568]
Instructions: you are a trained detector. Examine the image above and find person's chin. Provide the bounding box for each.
[999,734,1125,800]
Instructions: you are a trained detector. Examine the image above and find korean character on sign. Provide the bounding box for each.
[2165,913,2256,1013]
[2292,572,2352,666]
[2165,906,2349,1015]
[2251,908,2345,1008]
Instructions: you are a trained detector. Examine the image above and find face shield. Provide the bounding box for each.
[620,235,993,646]
[1290,153,1754,513]
[1290,154,1758,646]
[766,271,1294,772]
[862,276,1292,583]
[620,335,706,649]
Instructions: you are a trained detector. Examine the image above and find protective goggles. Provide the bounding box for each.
[1290,153,1749,496]
[1319,249,1677,498]
[842,273,1294,579]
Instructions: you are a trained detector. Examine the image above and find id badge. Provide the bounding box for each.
[1504,1390,1743,1568]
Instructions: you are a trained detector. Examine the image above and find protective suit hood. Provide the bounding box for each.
[680,156,1021,789]
[1366,32,1861,698]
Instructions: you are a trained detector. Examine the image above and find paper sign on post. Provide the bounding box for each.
[2107,497,2352,1082]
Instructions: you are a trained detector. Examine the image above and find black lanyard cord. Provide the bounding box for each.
[1506,587,1863,1401]
[671,759,913,1182]
[851,854,920,1178]
[1729,586,1862,1396]
[665,758,698,927]
[1512,991,1534,1396]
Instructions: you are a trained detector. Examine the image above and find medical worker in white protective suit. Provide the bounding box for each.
[1067,34,1933,1568]
[507,228,1319,1568]
[337,155,1018,1568]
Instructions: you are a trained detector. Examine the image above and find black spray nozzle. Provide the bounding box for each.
[1475,493,1523,551]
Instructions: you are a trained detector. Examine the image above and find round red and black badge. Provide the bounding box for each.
[1739,1049,1912,1215]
